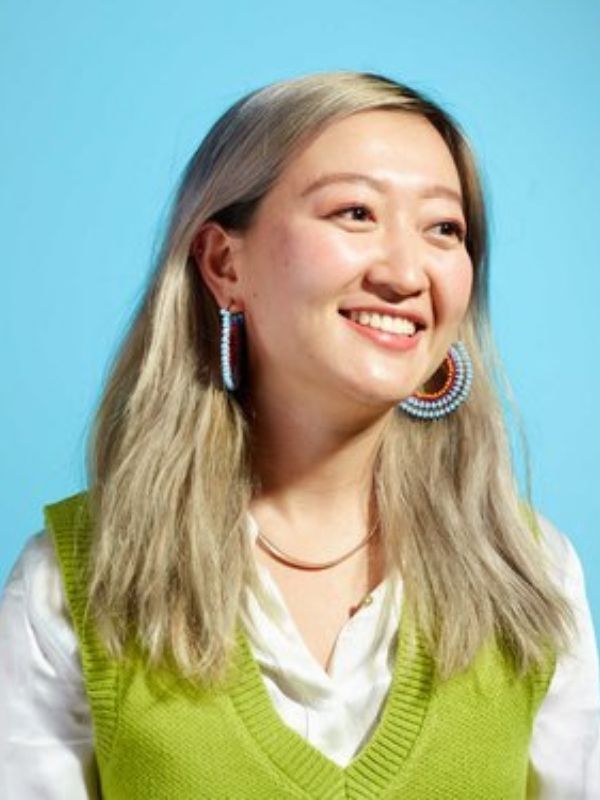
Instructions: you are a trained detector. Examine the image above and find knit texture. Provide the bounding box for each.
[46,492,556,799]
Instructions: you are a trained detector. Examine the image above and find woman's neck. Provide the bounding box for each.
[248,390,392,546]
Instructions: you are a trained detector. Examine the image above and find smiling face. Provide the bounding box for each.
[227,110,474,415]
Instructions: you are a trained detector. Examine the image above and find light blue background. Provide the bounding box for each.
[2,1,598,636]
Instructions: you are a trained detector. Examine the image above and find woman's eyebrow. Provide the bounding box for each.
[300,171,463,205]
[418,184,463,205]
[300,171,386,196]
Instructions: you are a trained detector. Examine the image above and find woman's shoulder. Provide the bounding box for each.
[533,512,588,596]
[4,530,63,608]
[533,512,599,680]
[534,511,570,553]
[1,529,80,674]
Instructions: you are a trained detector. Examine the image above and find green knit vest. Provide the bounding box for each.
[46,492,555,799]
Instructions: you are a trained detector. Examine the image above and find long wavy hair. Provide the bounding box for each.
[86,71,575,684]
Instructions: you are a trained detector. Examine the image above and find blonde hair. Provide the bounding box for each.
[87,71,574,683]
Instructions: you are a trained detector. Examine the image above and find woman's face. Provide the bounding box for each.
[233,109,473,414]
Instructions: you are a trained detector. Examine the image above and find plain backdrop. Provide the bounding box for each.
[1,1,598,636]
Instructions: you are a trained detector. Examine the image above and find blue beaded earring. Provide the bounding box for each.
[398,341,473,420]
[219,306,245,392]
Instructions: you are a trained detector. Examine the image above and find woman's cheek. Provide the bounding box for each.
[445,254,473,317]
[459,258,475,313]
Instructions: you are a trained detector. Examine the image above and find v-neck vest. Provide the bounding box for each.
[46,492,556,799]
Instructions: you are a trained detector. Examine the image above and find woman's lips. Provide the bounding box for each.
[340,313,423,352]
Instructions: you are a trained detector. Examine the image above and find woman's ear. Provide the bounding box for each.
[192,222,243,310]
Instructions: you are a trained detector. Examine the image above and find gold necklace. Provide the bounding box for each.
[256,524,378,571]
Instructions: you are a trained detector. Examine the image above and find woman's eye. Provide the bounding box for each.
[333,205,374,223]
[432,221,466,241]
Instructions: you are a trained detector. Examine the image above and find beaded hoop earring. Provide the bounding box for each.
[398,341,473,420]
[219,306,245,392]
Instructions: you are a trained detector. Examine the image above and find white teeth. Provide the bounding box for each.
[348,310,417,336]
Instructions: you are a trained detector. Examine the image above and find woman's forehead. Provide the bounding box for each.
[276,110,462,197]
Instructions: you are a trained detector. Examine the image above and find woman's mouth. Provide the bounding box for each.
[339,310,424,352]
[346,310,417,336]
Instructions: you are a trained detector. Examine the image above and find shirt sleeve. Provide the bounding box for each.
[528,515,600,799]
[0,531,99,800]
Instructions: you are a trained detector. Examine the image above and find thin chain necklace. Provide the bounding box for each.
[256,524,378,571]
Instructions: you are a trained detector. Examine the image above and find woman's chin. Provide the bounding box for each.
[342,380,415,413]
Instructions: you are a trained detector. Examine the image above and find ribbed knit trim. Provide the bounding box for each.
[44,492,119,767]
[228,600,434,799]
[530,644,557,711]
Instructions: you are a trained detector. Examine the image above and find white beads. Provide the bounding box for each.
[398,342,473,420]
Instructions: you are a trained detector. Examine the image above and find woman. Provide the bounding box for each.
[0,71,598,798]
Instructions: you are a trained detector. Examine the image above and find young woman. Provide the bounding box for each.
[1,72,598,798]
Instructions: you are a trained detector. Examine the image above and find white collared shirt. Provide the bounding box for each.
[0,514,598,798]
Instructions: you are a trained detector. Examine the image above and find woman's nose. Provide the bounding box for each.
[363,228,429,299]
